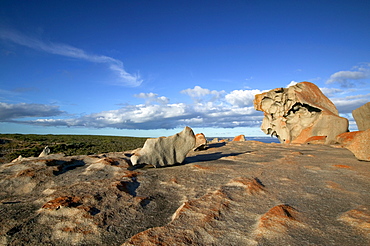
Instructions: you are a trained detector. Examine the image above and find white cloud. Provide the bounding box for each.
[0,102,64,121]
[134,93,169,104]
[286,81,298,87]
[225,89,262,107]
[6,84,368,131]
[181,86,225,102]
[5,85,264,129]
[330,94,370,114]
[319,87,343,97]
[326,64,370,87]
[0,28,142,87]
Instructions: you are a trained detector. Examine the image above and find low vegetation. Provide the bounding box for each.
[0,134,147,164]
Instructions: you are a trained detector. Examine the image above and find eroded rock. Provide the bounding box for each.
[254,82,348,144]
[353,102,370,131]
[194,133,207,151]
[39,146,51,157]
[131,127,196,167]
[346,129,370,161]
[233,134,246,141]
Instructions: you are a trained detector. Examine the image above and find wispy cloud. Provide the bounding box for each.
[326,63,370,88]
[0,28,142,87]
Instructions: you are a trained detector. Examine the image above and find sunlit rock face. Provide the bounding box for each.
[352,102,370,131]
[254,82,348,144]
[131,126,196,167]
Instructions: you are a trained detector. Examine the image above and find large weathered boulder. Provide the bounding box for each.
[346,129,370,161]
[254,82,349,144]
[233,135,246,141]
[131,127,196,167]
[194,133,207,151]
[352,102,370,131]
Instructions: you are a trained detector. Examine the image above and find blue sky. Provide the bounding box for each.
[1,0,369,137]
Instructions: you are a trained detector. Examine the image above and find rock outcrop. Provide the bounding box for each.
[194,133,207,151]
[254,82,348,144]
[352,102,370,131]
[1,141,369,245]
[346,129,370,161]
[233,134,246,141]
[39,146,50,157]
[131,127,196,167]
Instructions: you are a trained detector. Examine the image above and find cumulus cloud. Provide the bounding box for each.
[0,28,142,87]
[134,93,169,104]
[326,64,370,87]
[6,84,367,131]
[319,87,343,97]
[5,86,265,130]
[330,93,370,114]
[225,89,262,107]
[0,102,64,121]
[26,100,262,130]
[181,86,225,102]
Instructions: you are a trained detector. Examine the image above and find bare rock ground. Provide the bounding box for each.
[1,141,369,246]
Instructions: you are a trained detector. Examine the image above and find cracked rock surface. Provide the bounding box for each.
[1,141,369,246]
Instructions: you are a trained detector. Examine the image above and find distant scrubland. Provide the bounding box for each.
[0,134,147,164]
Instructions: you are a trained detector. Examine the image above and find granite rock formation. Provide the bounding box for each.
[346,129,370,161]
[254,82,348,144]
[194,133,207,151]
[233,134,246,141]
[130,127,196,167]
[352,102,370,131]
[39,146,51,157]
[0,141,369,245]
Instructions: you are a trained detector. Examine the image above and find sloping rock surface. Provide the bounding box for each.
[254,82,348,144]
[352,102,370,131]
[1,141,369,246]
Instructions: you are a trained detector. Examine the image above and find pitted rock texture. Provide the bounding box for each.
[352,102,370,131]
[254,82,349,144]
[1,141,369,246]
[131,126,196,167]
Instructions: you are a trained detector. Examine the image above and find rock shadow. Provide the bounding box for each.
[46,159,85,176]
[207,142,226,149]
[117,178,140,197]
[184,151,248,164]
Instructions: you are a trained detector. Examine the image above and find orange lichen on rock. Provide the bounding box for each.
[227,177,266,195]
[233,135,246,141]
[332,164,352,169]
[194,133,207,151]
[304,136,327,144]
[346,129,370,161]
[338,206,370,235]
[336,131,362,146]
[122,170,141,178]
[255,204,300,236]
[42,196,82,210]
[254,82,348,144]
